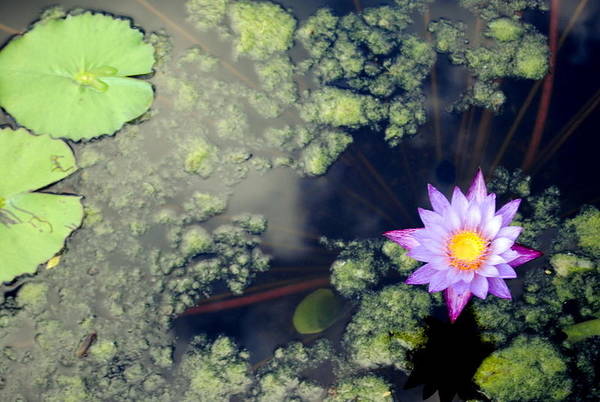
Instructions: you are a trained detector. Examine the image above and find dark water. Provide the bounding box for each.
[1,0,599,401]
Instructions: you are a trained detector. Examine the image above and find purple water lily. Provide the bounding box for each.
[384,170,542,322]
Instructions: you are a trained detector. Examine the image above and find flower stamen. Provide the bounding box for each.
[447,230,488,271]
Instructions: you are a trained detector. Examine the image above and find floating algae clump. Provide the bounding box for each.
[514,32,550,80]
[430,3,548,109]
[183,192,228,222]
[176,335,251,402]
[550,253,595,277]
[343,284,435,371]
[330,241,387,297]
[301,130,353,176]
[474,336,572,401]
[186,0,229,31]
[487,17,524,42]
[229,1,296,60]
[296,5,434,146]
[381,240,419,273]
[301,88,384,128]
[180,226,213,257]
[251,340,332,401]
[326,375,393,402]
[183,138,219,177]
[566,206,600,258]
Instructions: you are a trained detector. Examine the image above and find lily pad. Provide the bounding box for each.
[0,128,83,283]
[0,12,155,140]
[293,288,343,334]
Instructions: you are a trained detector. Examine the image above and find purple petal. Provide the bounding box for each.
[470,274,489,299]
[486,254,506,265]
[422,238,446,254]
[418,208,443,227]
[477,265,500,277]
[496,263,517,278]
[428,184,450,214]
[444,207,462,232]
[487,277,512,299]
[413,224,447,244]
[407,245,436,262]
[496,226,522,241]
[446,268,464,284]
[490,237,514,255]
[500,248,519,263]
[451,280,470,294]
[429,255,451,270]
[457,269,475,282]
[444,287,473,323]
[405,263,438,285]
[479,194,496,224]
[508,244,543,267]
[466,169,487,203]
[428,270,452,292]
[481,215,502,240]
[496,199,521,226]
[464,203,482,230]
[383,229,421,250]
[450,187,469,217]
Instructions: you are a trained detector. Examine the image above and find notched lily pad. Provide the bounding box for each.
[0,12,155,140]
[0,128,83,283]
[293,288,344,334]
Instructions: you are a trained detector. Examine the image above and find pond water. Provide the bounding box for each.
[0,1,599,401]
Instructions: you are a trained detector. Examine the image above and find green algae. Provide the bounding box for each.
[229,1,296,60]
[474,336,572,401]
[326,375,393,402]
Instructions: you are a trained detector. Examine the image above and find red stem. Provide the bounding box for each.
[522,0,560,171]
[181,277,330,316]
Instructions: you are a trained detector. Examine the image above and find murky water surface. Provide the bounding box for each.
[0,1,599,401]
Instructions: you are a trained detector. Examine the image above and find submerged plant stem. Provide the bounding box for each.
[557,0,589,49]
[336,181,399,226]
[491,0,588,173]
[471,109,493,176]
[424,10,442,162]
[341,153,405,223]
[522,0,560,171]
[193,277,302,305]
[0,23,19,34]
[181,276,330,315]
[489,80,542,174]
[532,87,600,175]
[352,149,414,224]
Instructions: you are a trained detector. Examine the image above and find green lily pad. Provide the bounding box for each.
[0,12,155,140]
[0,128,83,283]
[293,288,343,334]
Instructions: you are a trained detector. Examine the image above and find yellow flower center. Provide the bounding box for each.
[0,196,4,209]
[447,230,488,271]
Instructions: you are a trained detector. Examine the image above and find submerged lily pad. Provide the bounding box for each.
[0,12,155,140]
[293,288,343,334]
[0,128,83,283]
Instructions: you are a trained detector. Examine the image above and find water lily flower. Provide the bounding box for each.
[383,170,542,322]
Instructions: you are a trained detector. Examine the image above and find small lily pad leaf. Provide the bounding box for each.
[293,288,343,334]
[0,128,83,283]
[0,12,155,140]
[0,127,76,195]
